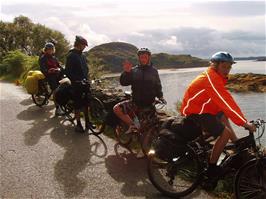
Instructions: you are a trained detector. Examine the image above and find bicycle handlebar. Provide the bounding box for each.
[153,99,166,109]
[250,119,265,127]
[250,119,265,140]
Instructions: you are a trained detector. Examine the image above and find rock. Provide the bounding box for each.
[226,73,266,92]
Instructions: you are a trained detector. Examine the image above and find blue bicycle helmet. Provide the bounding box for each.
[210,52,236,64]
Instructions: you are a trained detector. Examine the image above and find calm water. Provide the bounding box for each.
[117,60,266,145]
[158,60,266,145]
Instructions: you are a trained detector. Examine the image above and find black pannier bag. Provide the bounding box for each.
[152,116,202,161]
[54,83,73,106]
[153,128,188,161]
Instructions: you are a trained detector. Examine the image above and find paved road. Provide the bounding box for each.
[0,82,218,198]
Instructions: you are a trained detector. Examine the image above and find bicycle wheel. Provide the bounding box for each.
[60,101,75,122]
[115,123,133,146]
[140,127,158,156]
[234,157,266,199]
[32,93,48,107]
[88,97,106,135]
[147,146,201,198]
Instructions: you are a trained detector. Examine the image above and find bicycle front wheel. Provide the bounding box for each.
[88,97,106,135]
[147,146,201,198]
[115,122,133,145]
[234,157,266,199]
[140,127,158,156]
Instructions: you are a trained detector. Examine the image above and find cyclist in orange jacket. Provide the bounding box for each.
[180,52,256,179]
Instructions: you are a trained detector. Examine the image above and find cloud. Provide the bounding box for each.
[1,0,265,57]
[114,27,265,57]
[191,1,265,17]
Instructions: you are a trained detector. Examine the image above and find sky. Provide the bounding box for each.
[1,0,265,58]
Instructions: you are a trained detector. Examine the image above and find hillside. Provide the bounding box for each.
[87,42,138,73]
[86,42,208,73]
[152,53,208,69]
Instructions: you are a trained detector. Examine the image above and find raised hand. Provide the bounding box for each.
[123,60,133,72]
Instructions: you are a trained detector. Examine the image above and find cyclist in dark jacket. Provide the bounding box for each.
[113,48,166,133]
[65,35,92,133]
[120,61,163,107]
[39,42,64,116]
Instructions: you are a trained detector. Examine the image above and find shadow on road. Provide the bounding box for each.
[17,104,61,146]
[50,125,108,198]
[19,97,34,106]
[105,153,167,198]
[17,101,108,198]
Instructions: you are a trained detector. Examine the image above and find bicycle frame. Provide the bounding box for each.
[115,100,165,156]
[147,119,265,198]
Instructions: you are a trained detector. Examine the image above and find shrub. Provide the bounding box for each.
[0,50,28,78]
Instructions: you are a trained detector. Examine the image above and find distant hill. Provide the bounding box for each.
[235,56,266,61]
[87,42,208,73]
[152,53,208,69]
[87,42,138,73]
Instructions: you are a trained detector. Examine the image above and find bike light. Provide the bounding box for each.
[148,149,155,156]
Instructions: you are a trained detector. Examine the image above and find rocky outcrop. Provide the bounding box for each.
[226,73,266,92]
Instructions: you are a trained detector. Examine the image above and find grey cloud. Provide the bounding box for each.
[191,1,265,17]
[113,27,266,58]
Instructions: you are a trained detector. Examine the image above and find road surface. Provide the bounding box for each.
[0,82,219,198]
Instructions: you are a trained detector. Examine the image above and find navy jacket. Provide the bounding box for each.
[65,49,88,82]
[120,64,163,107]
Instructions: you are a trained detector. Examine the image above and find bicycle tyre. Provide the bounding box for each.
[140,126,158,156]
[147,145,202,198]
[60,102,75,121]
[88,97,106,135]
[234,157,266,199]
[115,123,133,146]
[32,93,48,107]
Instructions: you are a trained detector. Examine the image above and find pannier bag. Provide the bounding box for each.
[152,128,188,161]
[54,83,72,106]
[24,70,45,94]
[152,116,202,161]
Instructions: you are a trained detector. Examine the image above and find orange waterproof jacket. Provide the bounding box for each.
[180,67,247,126]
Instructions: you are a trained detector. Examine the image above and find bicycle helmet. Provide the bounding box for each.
[137,48,151,56]
[75,35,88,46]
[210,52,236,64]
[44,42,55,50]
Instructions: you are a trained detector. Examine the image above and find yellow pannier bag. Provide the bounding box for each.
[24,70,45,94]
[25,75,38,94]
[32,70,45,80]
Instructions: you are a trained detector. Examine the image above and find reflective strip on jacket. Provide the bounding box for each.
[180,67,247,126]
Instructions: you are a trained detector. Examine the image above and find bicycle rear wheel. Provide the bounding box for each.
[147,146,201,198]
[32,93,48,107]
[88,97,106,135]
[234,157,266,199]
